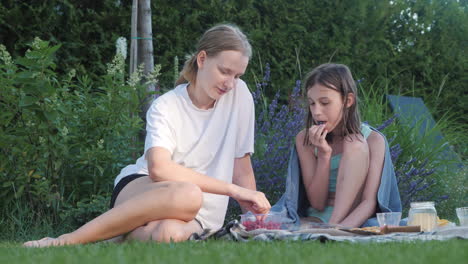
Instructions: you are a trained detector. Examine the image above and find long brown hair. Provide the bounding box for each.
[302,63,362,145]
[175,24,252,86]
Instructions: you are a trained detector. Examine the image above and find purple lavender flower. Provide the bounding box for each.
[263,63,271,84]
[376,114,399,131]
[249,65,306,199]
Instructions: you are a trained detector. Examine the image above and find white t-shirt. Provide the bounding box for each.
[114,80,255,230]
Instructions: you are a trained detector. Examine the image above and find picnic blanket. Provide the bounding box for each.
[270,125,402,228]
[189,220,468,243]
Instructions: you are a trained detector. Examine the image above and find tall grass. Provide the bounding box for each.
[0,199,70,242]
[357,77,466,219]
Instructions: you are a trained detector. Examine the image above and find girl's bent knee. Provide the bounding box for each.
[152,221,188,242]
[343,138,369,157]
[144,182,202,221]
[178,182,202,205]
[170,182,203,219]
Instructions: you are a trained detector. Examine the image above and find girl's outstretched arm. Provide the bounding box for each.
[148,147,271,214]
[334,132,385,227]
[232,154,260,213]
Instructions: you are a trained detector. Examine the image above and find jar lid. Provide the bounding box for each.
[410,201,435,208]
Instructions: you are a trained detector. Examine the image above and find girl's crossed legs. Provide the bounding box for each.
[24,176,203,247]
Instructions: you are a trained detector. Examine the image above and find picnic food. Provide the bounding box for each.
[408,201,438,231]
[240,212,284,231]
[348,225,422,235]
[242,219,282,231]
[379,225,421,234]
[351,226,381,234]
[361,226,381,233]
[437,217,450,227]
[409,212,438,231]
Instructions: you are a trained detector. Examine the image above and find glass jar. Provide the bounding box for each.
[407,201,438,231]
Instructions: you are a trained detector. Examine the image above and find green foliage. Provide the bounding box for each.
[0,0,466,124]
[60,194,110,227]
[358,79,467,219]
[0,39,155,227]
[0,0,131,78]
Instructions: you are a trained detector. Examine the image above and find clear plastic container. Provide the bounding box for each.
[407,201,438,231]
[240,212,284,231]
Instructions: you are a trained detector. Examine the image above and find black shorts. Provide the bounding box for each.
[109,174,148,208]
[108,173,205,230]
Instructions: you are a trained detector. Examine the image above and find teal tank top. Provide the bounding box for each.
[314,123,372,193]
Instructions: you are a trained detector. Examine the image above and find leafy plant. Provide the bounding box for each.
[1,0,466,125]
[60,194,110,227]
[0,38,160,229]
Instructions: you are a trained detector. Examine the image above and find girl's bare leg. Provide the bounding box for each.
[113,177,203,243]
[24,177,203,247]
[329,137,369,225]
[126,219,202,242]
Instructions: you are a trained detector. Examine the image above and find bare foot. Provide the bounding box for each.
[23,235,72,248]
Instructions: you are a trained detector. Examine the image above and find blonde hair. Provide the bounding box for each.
[175,24,252,86]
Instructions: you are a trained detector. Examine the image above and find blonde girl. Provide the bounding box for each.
[24,24,271,247]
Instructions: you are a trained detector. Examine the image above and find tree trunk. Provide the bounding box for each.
[137,0,155,117]
[129,0,139,159]
[129,0,138,76]
[129,0,156,149]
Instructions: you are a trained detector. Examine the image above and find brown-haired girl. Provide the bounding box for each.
[24,24,271,247]
[295,63,392,227]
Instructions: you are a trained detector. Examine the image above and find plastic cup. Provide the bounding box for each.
[377,212,402,227]
[456,207,468,226]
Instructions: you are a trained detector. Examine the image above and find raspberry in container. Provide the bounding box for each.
[240,211,287,231]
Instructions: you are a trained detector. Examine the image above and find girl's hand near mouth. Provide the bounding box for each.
[308,123,332,157]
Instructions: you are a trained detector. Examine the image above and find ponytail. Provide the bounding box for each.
[175,54,198,86]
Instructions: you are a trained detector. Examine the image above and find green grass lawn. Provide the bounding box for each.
[1,240,466,264]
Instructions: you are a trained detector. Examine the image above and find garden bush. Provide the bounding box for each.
[0,38,160,233]
[0,0,466,125]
